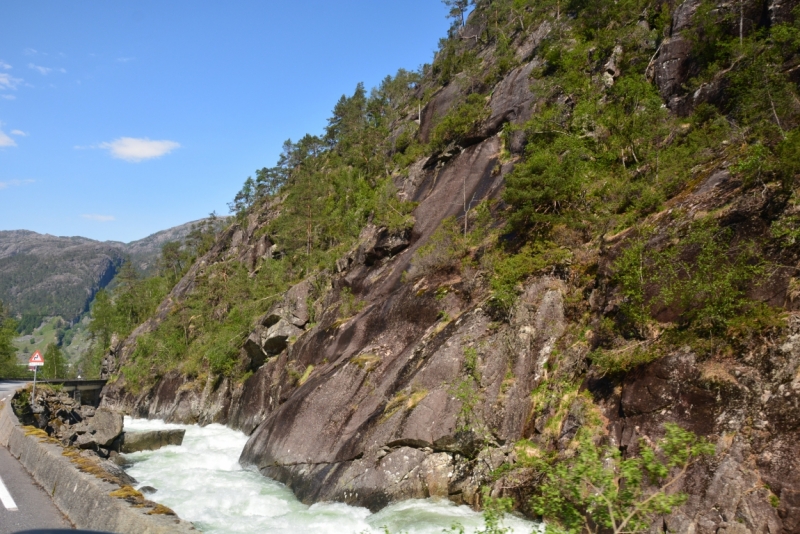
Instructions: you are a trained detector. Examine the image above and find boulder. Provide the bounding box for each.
[73,408,123,449]
[263,319,303,354]
[120,429,185,453]
[257,278,312,328]
[359,226,412,266]
[98,456,138,486]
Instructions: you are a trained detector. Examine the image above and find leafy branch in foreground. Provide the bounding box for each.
[446,488,515,534]
[531,423,714,534]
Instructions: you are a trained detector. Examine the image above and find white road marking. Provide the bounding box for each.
[0,474,18,511]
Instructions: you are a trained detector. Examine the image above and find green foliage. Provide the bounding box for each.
[119,252,297,391]
[463,346,480,380]
[429,93,489,151]
[0,247,124,320]
[593,218,775,373]
[485,242,572,317]
[733,130,800,190]
[442,0,474,28]
[158,216,221,283]
[0,302,24,378]
[88,266,169,350]
[589,344,661,375]
[408,216,466,279]
[532,423,715,534]
[16,313,42,335]
[446,488,514,534]
[615,219,767,336]
[41,343,69,379]
[338,287,365,319]
[84,263,170,379]
[528,380,600,445]
[450,376,479,432]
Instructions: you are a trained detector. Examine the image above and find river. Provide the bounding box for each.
[123,417,541,534]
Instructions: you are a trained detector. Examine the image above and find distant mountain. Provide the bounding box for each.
[0,218,226,321]
[124,219,220,274]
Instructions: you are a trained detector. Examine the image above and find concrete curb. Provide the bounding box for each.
[0,400,196,533]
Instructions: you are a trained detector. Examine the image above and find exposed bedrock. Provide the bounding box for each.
[98,1,800,529]
[239,277,568,511]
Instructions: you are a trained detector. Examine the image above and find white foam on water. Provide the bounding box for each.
[123,417,541,534]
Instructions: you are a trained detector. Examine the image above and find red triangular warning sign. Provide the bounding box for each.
[29,350,44,364]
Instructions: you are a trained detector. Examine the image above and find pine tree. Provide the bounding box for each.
[0,302,20,377]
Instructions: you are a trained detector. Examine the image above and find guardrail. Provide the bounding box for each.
[0,379,107,407]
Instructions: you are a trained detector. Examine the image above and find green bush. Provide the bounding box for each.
[486,242,572,316]
[407,216,466,279]
[614,219,767,336]
[589,344,661,375]
[532,423,715,534]
[429,93,489,152]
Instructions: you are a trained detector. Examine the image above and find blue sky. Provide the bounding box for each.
[0,1,451,243]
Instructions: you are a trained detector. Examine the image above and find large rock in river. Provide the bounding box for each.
[120,429,185,453]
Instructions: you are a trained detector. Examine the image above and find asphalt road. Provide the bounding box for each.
[0,380,74,532]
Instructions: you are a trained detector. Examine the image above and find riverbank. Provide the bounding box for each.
[0,394,196,533]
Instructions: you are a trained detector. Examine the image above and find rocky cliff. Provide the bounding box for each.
[100,0,800,531]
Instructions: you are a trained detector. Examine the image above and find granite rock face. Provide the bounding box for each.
[99,1,800,530]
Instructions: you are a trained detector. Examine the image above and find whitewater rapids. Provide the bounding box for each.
[123,417,541,533]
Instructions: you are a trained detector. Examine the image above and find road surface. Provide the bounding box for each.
[0,380,73,532]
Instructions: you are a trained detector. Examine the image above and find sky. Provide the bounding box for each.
[0,1,451,243]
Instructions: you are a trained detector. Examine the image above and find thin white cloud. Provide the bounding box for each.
[0,95,15,100]
[0,130,16,147]
[11,130,27,136]
[23,48,38,56]
[29,63,52,75]
[98,137,180,162]
[0,60,11,70]
[0,72,22,90]
[81,214,115,222]
[116,57,135,63]
[0,179,34,189]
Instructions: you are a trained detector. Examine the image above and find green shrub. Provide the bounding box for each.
[614,218,767,336]
[407,217,466,279]
[590,344,661,375]
[485,241,572,316]
[429,93,489,152]
[532,423,715,534]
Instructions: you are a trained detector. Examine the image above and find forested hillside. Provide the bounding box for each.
[98,0,800,531]
[0,231,124,321]
[0,218,224,378]
[0,218,224,326]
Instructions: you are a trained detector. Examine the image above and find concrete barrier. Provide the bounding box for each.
[0,400,196,533]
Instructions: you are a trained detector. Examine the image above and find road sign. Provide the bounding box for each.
[29,350,44,367]
[28,350,45,400]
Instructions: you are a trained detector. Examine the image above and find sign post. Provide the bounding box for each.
[28,350,44,400]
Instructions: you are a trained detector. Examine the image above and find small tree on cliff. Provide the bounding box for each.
[443,0,473,28]
[531,423,715,534]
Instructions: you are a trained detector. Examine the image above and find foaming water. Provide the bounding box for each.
[123,418,540,534]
